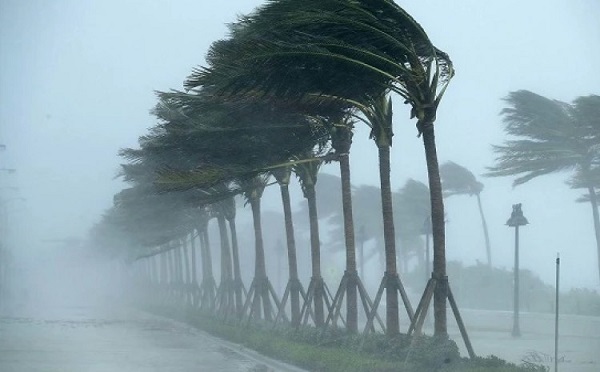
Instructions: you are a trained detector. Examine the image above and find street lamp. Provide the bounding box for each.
[506,203,528,337]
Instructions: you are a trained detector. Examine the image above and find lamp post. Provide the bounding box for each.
[506,203,528,337]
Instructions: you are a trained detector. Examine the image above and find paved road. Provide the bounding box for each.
[0,304,305,372]
[1,250,308,372]
[2,251,598,372]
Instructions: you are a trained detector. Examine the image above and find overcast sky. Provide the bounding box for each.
[1,0,599,289]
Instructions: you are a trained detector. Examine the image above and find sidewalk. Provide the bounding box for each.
[437,309,600,372]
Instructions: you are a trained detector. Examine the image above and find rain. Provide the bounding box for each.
[1,1,599,371]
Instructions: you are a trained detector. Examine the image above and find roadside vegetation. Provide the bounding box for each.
[144,301,548,372]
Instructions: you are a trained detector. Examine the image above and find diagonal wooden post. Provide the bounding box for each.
[410,275,475,359]
[363,271,413,334]
[274,278,305,325]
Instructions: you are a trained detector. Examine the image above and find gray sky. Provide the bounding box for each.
[1,0,599,289]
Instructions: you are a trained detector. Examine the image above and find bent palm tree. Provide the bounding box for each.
[239,174,279,321]
[395,179,431,275]
[191,0,454,337]
[487,91,600,283]
[294,152,327,327]
[271,166,303,326]
[214,205,235,316]
[357,94,409,334]
[328,116,360,332]
[221,194,245,316]
[440,161,492,267]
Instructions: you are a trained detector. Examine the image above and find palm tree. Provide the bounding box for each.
[295,172,343,225]
[334,184,385,269]
[221,194,245,316]
[187,228,201,307]
[239,174,281,321]
[197,210,217,310]
[293,152,327,327]
[487,91,600,283]
[128,90,326,312]
[361,95,413,334]
[440,161,492,267]
[214,206,235,316]
[296,116,373,333]
[328,117,360,332]
[190,0,454,336]
[395,179,431,275]
[328,181,429,279]
[271,166,303,326]
[105,180,210,306]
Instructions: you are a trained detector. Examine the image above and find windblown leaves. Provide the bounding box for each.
[189,0,453,123]
[487,90,600,188]
[440,161,483,197]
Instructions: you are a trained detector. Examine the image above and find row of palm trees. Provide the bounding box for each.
[91,0,458,338]
[88,10,600,369]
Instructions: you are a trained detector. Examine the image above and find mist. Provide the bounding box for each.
[1,1,599,371]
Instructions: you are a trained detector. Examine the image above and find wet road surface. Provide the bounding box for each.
[446,309,600,372]
[0,304,304,372]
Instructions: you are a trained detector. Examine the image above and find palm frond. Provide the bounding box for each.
[187,0,453,125]
[440,161,483,196]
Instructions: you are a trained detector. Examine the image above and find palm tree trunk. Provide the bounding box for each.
[476,193,492,267]
[279,183,301,326]
[178,244,185,298]
[218,215,234,309]
[167,248,175,294]
[182,238,191,303]
[190,231,198,306]
[306,184,324,327]
[378,144,399,335]
[422,123,448,338]
[201,227,214,282]
[339,153,358,332]
[587,186,600,284]
[218,216,233,281]
[160,249,167,288]
[200,225,215,307]
[250,197,271,320]
[227,218,243,315]
[174,244,182,294]
[190,231,198,284]
[150,258,156,284]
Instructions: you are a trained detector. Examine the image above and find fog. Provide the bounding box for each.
[1,1,600,371]
[2,0,599,289]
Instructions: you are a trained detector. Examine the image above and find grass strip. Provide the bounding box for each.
[143,302,548,372]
